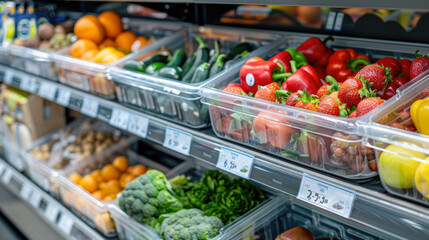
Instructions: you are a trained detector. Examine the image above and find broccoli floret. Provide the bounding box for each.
[119,170,183,225]
[160,209,224,240]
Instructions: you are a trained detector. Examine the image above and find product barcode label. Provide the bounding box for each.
[20,182,33,200]
[38,81,57,101]
[57,88,72,107]
[163,127,192,156]
[81,97,99,118]
[4,70,12,84]
[2,168,12,183]
[297,174,355,218]
[20,77,38,93]
[58,213,74,235]
[127,114,149,139]
[216,146,254,179]
[29,190,42,208]
[45,202,60,223]
[109,108,130,130]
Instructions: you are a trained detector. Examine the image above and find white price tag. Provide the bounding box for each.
[217,146,253,179]
[4,69,13,84]
[127,114,149,139]
[38,81,57,101]
[109,108,130,130]
[58,213,74,235]
[20,77,38,93]
[334,12,344,31]
[57,88,71,107]
[29,190,42,208]
[297,174,355,218]
[20,182,33,200]
[81,97,99,118]
[163,127,192,156]
[2,168,12,183]
[45,202,60,223]
[325,12,336,30]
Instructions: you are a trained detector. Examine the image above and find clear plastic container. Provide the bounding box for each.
[23,119,127,195]
[57,143,171,237]
[202,35,429,180]
[108,158,276,240]
[8,45,58,81]
[366,69,429,206]
[221,195,388,240]
[109,26,284,128]
[52,19,185,99]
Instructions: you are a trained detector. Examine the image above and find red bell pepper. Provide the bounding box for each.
[376,57,402,78]
[312,65,327,85]
[393,76,408,88]
[240,58,289,94]
[381,83,397,100]
[326,49,371,82]
[297,36,334,67]
[269,51,292,73]
[281,63,322,95]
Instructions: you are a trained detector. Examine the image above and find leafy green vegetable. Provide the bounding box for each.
[160,208,223,240]
[119,170,183,224]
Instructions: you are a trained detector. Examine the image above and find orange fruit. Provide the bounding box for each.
[113,156,129,172]
[99,181,108,191]
[74,15,105,44]
[81,49,100,61]
[103,194,117,201]
[99,38,117,50]
[79,175,98,193]
[98,11,123,38]
[69,173,82,184]
[131,36,149,52]
[70,39,98,58]
[92,190,106,200]
[130,165,147,177]
[101,164,120,181]
[105,179,122,195]
[119,173,135,189]
[115,31,137,52]
[90,169,104,182]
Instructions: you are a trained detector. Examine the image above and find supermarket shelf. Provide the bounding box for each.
[2,65,429,239]
[63,0,429,10]
[0,158,108,240]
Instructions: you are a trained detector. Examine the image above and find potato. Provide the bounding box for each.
[38,23,55,40]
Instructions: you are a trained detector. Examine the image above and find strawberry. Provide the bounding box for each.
[316,75,340,98]
[222,86,246,95]
[348,110,357,118]
[226,82,243,88]
[317,97,339,116]
[356,64,392,91]
[410,51,429,80]
[255,82,279,102]
[294,89,320,110]
[285,92,301,106]
[338,77,375,106]
[398,59,411,79]
[376,57,402,78]
[356,97,384,117]
[317,85,330,98]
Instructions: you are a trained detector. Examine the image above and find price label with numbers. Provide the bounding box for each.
[38,81,57,101]
[20,77,38,93]
[297,174,355,218]
[2,168,12,183]
[109,108,130,130]
[45,202,60,223]
[127,114,149,139]
[57,88,71,107]
[81,97,99,118]
[216,146,254,179]
[163,127,192,156]
[20,182,33,200]
[29,190,43,208]
[4,70,13,84]
[58,213,74,235]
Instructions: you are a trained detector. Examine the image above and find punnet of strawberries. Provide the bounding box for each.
[222,37,429,118]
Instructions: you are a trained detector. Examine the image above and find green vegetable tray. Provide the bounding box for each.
[108,158,280,240]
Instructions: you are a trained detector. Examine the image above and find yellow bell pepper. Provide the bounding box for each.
[101,50,125,64]
[410,98,429,135]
